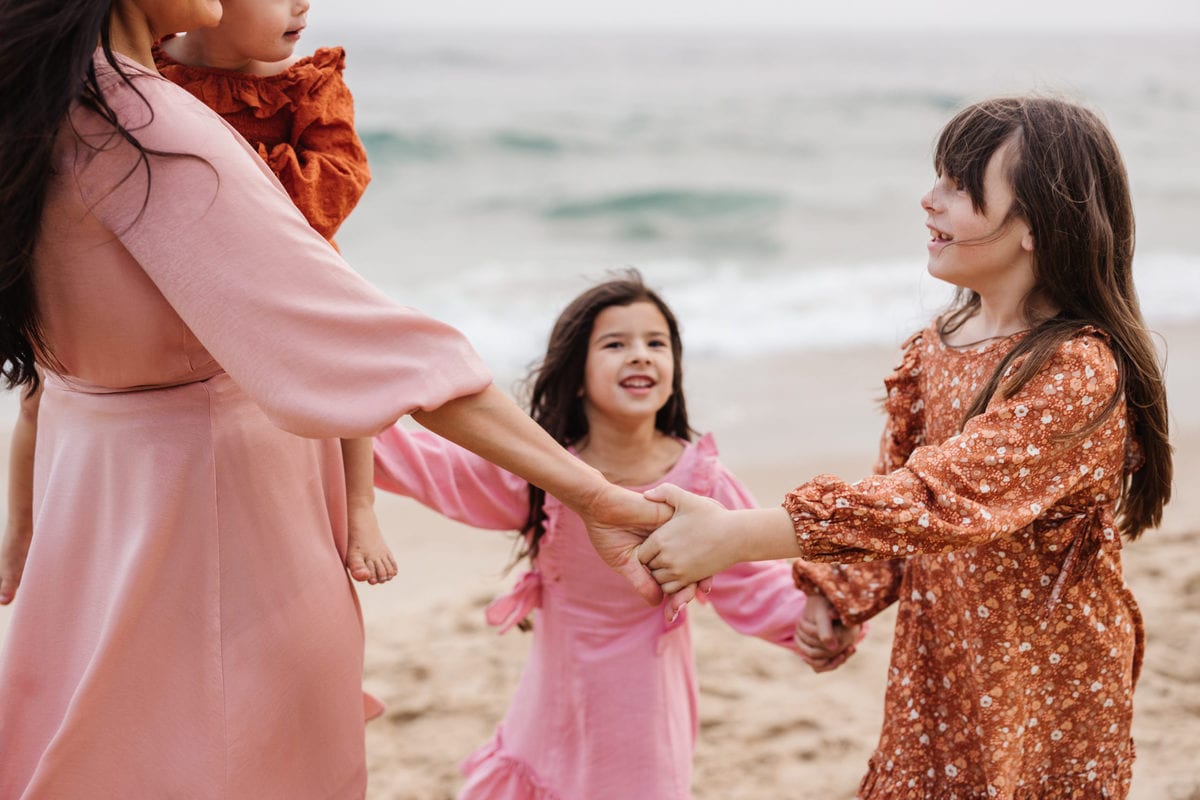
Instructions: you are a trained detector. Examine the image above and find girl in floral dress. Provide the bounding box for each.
[638,96,1172,799]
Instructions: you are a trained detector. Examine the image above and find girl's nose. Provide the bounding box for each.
[920,186,938,213]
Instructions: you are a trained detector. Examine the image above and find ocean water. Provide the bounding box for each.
[309,29,1200,376]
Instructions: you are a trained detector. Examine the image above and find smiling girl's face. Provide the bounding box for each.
[921,141,1035,298]
[581,301,675,429]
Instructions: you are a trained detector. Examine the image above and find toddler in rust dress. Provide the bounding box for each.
[155,0,396,586]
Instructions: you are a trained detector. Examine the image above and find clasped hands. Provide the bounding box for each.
[581,481,861,673]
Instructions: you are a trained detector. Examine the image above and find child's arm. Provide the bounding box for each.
[342,437,397,585]
[788,335,924,626]
[412,384,671,603]
[1,382,42,605]
[377,420,685,603]
[261,49,369,241]
[374,423,531,531]
[702,467,810,648]
[702,465,862,663]
[642,334,1125,595]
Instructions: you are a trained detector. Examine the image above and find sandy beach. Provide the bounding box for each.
[1,324,1196,799]
[353,323,1200,799]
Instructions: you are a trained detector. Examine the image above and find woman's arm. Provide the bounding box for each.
[415,385,672,603]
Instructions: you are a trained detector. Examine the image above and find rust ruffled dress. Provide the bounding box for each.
[790,323,1143,799]
[154,43,370,245]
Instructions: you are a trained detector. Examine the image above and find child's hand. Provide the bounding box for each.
[794,594,862,673]
[661,580,713,624]
[345,504,398,585]
[637,483,740,594]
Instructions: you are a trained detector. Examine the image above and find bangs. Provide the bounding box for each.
[934,99,1024,214]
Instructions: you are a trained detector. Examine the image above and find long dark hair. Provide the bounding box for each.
[0,0,164,392]
[935,96,1171,539]
[519,269,693,561]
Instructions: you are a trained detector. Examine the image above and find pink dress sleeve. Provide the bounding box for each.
[72,65,489,439]
[703,461,806,652]
[373,425,529,531]
[791,333,923,624]
[785,334,1125,566]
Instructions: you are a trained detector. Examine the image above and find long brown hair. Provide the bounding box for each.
[0,1,190,394]
[519,269,693,560]
[935,96,1170,539]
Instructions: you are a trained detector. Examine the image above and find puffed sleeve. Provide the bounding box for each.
[73,64,489,439]
[373,425,529,531]
[260,48,370,242]
[790,333,924,624]
[785,333,1126,568]
[702,454,806,652]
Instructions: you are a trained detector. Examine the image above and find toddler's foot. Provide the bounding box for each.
[345,509,398,585]
[0,529,31,605]
[347,544,398,585]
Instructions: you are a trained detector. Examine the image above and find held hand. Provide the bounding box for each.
[578,482,674,606]
[661,579,714,624]
[794,594,863,673]
[636,483,737,594]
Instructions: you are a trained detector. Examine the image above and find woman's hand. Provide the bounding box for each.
[577,481,674,605]
[794,594,863,673]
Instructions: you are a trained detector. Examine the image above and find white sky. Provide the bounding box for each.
[317,0,1200,31]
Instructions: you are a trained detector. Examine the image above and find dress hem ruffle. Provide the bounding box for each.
[857,758,1134,800]
[458,730,563,800]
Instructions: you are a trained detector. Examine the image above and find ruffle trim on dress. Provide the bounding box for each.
[878,329,926,472]
[458,731,564,800]
[857,757,1133,800]
[152,42,346,119]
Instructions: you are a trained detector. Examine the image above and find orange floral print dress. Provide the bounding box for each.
[790,322,1144,799]
[154,44,370,245]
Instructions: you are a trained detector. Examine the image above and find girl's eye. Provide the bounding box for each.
[649,339,669,348]
[602,341,623,350]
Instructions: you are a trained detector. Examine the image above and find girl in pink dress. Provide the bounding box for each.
[0,3,671,797]
[374,271,821,799]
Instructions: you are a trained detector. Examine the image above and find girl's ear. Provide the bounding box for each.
[1021,229,1035,252]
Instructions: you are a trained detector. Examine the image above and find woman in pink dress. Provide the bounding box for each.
[375,272,825,799]
[0,2,669,797]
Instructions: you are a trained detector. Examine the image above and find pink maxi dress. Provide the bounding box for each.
[0,53,490,799]
[374,429,808,799]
